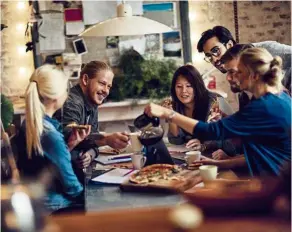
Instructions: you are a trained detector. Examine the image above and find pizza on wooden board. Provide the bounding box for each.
[129,164,184,184]
[66,122,90,130]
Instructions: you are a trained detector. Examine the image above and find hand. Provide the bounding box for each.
[67,126,91,151]
[144,103,172,119]
[212,149,231,160]
[106,132,130,149]
[207,111,222,122]
[160,97,173,110]
[189,156,219,168]
[76,151,92,169]
[186,139,201,150]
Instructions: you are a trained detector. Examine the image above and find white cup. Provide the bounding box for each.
[131,153,147,170]
[129,132,143,152]
[199,165,218,182]
[185,151,201,165]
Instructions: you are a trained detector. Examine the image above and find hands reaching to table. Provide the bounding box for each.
[212,149,231,160]
[144,103,172,119]
[185,139,201,151]
[105,132,130,149]
[67,126,91,151]
[75,148,97,169]
[189,156,219,168]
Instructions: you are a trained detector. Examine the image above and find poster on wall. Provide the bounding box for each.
[145,33,160,53]
[162,31,181,57]
[106,36,119,49]
[143,2,177,28]
[118,35,146,55]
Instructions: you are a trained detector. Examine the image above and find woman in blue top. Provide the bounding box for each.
[17,65,90,213]
[145,48,291,176]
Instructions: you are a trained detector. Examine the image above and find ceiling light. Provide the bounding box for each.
[79,3,173,37]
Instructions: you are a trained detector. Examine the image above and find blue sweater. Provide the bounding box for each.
[17,115,84,212]
[193,92,291,176]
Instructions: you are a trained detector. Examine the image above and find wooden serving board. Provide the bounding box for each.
[120,169,202,193]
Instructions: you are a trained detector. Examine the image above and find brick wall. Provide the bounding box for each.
[189,0,291,110]
[1,1,34,97]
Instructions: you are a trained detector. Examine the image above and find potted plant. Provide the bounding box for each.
[1,94,14,132]
[108,49,178,102]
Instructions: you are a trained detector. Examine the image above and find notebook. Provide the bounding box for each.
[95,153,132,165]
[91,168,138,184]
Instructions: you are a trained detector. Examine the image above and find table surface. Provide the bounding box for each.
[52,205,291,232]
[85,160,185,212]
[55,147,291,232]
[85,146,240,212]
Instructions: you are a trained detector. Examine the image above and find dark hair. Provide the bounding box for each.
[197,26,236,53]
[171,65,210,121]
[221,44,254,64]
[80,61,112,79]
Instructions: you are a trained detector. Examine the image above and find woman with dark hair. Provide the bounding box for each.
[167,64,234,154]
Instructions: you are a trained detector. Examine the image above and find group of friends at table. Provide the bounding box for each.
[14,26,291,214]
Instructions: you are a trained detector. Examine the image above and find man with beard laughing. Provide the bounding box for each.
[55,61,129,178]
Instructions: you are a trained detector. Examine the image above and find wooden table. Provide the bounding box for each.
[51,204,291,232]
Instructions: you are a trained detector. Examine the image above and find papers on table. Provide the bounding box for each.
[91,168,138,184]
[95,153,133,165]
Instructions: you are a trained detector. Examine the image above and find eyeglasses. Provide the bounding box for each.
[203,43,226,63]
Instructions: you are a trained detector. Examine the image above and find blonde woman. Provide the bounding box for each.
[145,48,291,177]
[17,65,90,213]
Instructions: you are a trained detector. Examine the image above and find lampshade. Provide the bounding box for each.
[79,3,173,37]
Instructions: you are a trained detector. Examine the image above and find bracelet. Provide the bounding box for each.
[167,110,176,123]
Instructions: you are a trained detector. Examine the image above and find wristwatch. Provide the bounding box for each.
[167,110,176,122]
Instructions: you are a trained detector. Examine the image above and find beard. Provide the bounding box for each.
[229,80,241,93]
[230,85,242,93]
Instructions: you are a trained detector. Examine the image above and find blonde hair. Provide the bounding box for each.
[239,47,283,90]
[25,65,68,157]
[80,61,112,79]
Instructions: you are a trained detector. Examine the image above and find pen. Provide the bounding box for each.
[109,155,131,160]
[123,169,135,177]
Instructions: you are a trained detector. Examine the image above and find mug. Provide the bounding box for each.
[131,153,147,170]
[129,132,143,152]
[199,165,218,182]
[185,151,201,165]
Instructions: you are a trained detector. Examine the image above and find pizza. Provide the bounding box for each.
[129,164,184,184]
[66,122,90,130]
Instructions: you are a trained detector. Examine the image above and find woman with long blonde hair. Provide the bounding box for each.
[17,64,90,213]
[145,48,291,177]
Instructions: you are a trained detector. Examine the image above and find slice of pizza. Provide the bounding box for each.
[66,122,90,130]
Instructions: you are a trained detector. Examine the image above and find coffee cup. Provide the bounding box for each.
[199,165,218,182]
[185,151,201,165]
[129,132,143,152]
[131,153,147,170]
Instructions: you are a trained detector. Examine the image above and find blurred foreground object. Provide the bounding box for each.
[169,204,203,230]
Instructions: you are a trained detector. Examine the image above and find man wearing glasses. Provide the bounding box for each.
[197,26,291,94]
[196,26,291,162]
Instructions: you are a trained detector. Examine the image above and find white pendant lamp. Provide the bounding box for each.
[79,2,173,37]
